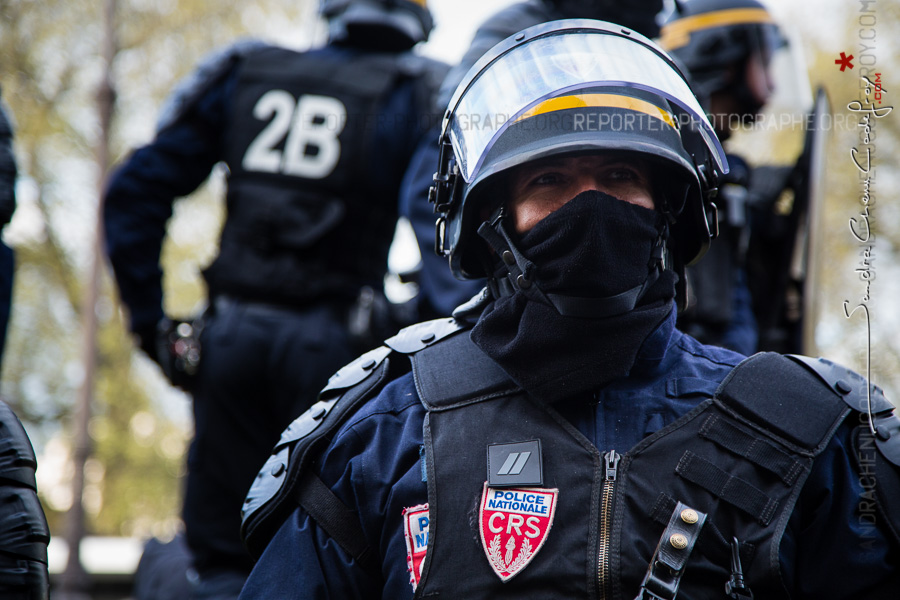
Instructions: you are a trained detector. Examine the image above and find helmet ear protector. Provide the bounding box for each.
[429,19,728,310]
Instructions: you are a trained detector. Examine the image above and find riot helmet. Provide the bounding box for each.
[542,0,665,38]
[659,0,783,111]
[430,19,728,311]
[322,0,433,51]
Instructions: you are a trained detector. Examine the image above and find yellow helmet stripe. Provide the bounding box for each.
[659,8,774,50]
[515,93,676,129]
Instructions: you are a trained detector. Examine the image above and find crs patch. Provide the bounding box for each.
[402,504,429,590]
[479,482,558,581]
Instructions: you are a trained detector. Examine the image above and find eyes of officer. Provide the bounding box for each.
[507,153,656,234]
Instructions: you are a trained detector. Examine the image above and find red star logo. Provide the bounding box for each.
[835,52,854,71]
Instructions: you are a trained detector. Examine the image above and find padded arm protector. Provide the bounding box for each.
[0,400,50,599]
[240,345,394,560]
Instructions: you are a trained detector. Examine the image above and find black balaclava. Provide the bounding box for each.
[470,191,677,402]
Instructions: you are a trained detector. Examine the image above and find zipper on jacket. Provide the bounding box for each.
[598,449,620,600]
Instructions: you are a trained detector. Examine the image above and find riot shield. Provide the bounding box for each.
[746,87,830,354]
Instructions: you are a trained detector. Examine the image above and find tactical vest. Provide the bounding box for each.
[205,46,417,305]
[414,331,858,599]
[241,318,900,599]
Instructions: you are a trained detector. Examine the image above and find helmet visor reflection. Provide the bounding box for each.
[447,26,727,183]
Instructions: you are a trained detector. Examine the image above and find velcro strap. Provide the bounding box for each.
[699,415,805,485]
[676,451,779,525]
[296,472,379,575]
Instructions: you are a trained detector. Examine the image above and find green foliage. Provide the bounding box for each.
[0,0,316,540]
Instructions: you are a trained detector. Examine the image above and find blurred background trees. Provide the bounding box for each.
[0,0,318,541]
[0,0,896,561]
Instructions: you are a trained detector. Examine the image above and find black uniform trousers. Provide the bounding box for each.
[184,297,356,597]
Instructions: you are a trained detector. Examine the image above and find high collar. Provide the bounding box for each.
[627,301,678,376]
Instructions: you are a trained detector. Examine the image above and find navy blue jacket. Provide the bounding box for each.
[104,43,440,334]
[239,308,899,598]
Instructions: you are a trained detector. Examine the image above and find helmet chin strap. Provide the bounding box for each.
[476,210,669,319]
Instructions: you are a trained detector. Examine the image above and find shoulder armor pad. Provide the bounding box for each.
[320,345,392,397]
[787,354,900,467]
[241,346,395,558]
[156,38,270,132]
[385,317,463,354]
[716,352,849,454]
[786,354,893,413]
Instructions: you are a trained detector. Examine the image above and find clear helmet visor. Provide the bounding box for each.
[764,27,813,116]
[445,20,729,184]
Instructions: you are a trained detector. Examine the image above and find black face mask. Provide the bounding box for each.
[470,191,677,402]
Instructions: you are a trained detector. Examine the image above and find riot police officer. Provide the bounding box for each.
[660,0,786,354]
[103,1,447,597]
[239,20,900,599]
[401,0,665,319]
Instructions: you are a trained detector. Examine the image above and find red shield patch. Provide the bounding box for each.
[402,504,429,590]
[479,482,558,581]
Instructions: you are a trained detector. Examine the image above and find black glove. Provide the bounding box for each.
[136,317,202,392]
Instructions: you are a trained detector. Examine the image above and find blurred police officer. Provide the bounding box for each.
[0,89,51,600]
[103,1,447,597]
[239,20,900,599]
[660,0,785,354]
[0,89,17,366]
[401,0,664,319]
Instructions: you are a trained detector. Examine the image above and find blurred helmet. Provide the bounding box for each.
[659,0,784,103]
[543,0,665,38]
[429,19,728,303]
[322,0,434,50]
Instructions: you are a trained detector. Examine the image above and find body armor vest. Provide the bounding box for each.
[205,46,407,305]
[242,317,900,599]
[411,330,854,599]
